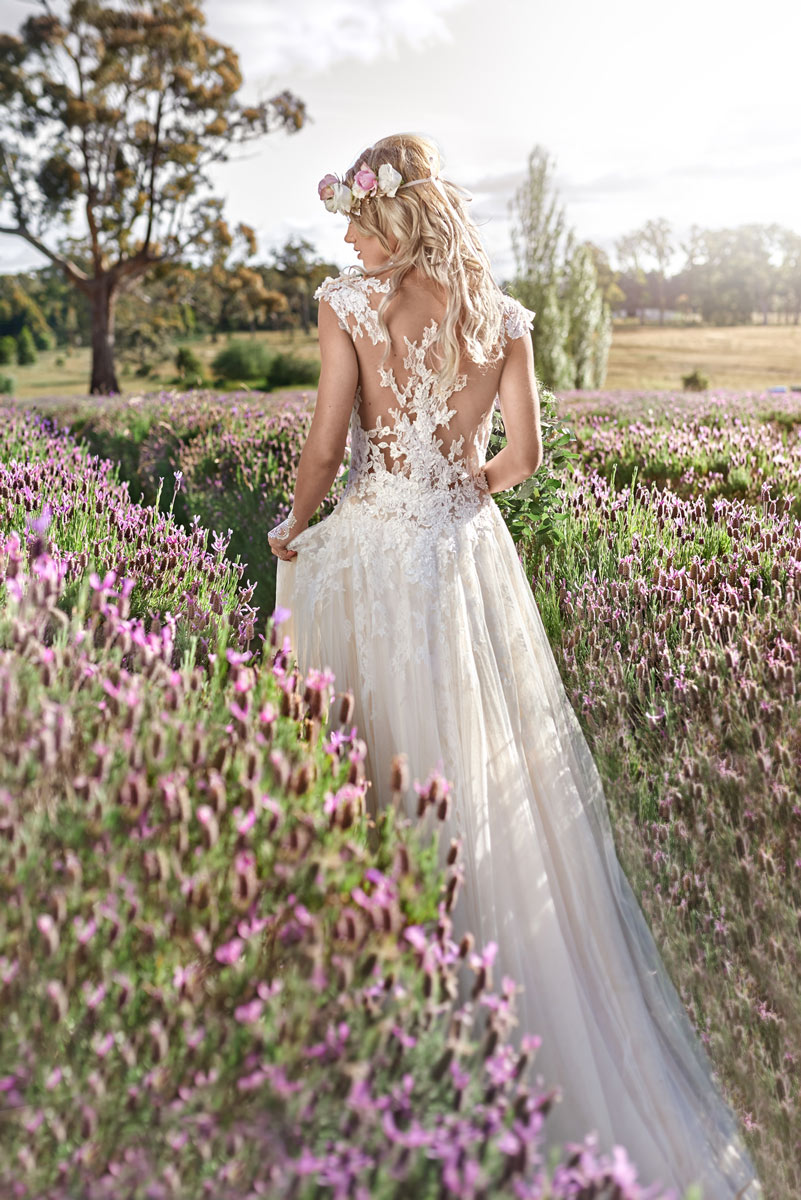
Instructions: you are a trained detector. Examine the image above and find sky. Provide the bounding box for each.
[2,0,801,281]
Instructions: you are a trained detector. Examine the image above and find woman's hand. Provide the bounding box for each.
[268,510,305,561]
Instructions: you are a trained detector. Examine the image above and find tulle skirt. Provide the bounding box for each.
[276,484,762,1199]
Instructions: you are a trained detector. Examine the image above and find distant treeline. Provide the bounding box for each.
[2,220,801,372]
[611,219,801,326]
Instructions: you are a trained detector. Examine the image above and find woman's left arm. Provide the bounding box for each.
[268,298,359,560]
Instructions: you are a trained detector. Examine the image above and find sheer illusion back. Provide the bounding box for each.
[276,269,763,1199]
[315,271,533,515]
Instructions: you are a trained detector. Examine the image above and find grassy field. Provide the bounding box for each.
[607,320,801,390]
[4,321,801,401]
[2,327,320,402]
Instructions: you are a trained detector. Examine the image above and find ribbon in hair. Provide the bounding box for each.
[400,174,483,263]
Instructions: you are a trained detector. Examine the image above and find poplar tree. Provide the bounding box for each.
[509,144,611,390]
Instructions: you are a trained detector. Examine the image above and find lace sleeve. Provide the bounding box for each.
[313,273,388,345]
[313,274,352,335]
[502,294,536,340]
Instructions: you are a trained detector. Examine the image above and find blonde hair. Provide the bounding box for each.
[340,133,506,393]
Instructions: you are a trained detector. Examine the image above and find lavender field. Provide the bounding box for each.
[532,389,801,1198]
[2,386,798,1197]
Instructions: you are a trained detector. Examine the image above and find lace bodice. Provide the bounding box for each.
[312,271,535,529]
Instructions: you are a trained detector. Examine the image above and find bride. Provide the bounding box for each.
[268,132,763,1199]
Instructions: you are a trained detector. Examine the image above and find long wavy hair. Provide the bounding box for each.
[339,133,506,393]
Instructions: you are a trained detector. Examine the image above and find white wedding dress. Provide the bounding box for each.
[276,270,763,1199]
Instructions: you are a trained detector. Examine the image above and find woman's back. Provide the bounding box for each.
[313,268,536,509]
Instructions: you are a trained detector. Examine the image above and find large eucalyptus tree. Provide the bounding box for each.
[0,0,306,393]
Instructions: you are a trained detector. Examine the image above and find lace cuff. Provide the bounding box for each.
[502,294,536,340]
[268,509,298,543]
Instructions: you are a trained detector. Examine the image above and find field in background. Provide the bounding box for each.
[607,321,801,390]
[3,327,320,402]
[5,322,801,401]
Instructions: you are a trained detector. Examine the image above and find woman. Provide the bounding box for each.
[269,133,762,1198]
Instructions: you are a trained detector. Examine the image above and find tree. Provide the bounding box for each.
[509,146,575,295]
[264,238,341,334]
[0,0,306,394]
[166,206,289,339]
[614,231,649,321]
[639,217,675,325]
[508,146,575,390]
[0,272,54,347]
[582,241,626,312]
[509,144,610,390]
[16,324,37,364]
[775,228,801,325]
[113,269,187,376]
[563,243,612,389]
[677,226,777,326]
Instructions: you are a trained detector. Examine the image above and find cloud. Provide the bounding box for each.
[462,169,526,200]
[462,165,650,208]
[664,157,801,181]
[466,161,785,214]
[209,0,469,80]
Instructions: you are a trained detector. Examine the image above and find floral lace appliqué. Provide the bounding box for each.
[500,293,536,342]
[313,272,391,345]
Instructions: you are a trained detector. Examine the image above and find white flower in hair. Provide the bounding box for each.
[325,181,354,215]
[377,163,403,197]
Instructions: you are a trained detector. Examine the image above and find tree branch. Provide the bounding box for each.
[0,224,90,288]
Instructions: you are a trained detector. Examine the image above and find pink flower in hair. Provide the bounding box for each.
[317,173,338,201]
[352,161,378,199]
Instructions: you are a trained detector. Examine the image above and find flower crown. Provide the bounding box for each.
[318,161,424,216]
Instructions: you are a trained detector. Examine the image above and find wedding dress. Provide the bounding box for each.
[275,270,763,1199]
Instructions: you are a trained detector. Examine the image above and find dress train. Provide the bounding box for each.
[276,490,763,1199]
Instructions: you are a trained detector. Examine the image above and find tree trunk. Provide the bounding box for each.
[90,275,120,395]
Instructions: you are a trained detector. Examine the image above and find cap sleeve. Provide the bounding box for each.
[502,294,536,340]
[313,274,352,334]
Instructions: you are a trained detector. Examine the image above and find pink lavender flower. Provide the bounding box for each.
[214,938,244,965]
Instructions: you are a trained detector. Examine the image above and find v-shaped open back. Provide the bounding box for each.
[314,271,535,513]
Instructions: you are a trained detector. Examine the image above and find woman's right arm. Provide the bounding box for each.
[479,329,542,494]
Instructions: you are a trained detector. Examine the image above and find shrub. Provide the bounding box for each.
[487,385,580,553]
[212,339,273,382]
[33,326,55,351]
[265,351,320,391]
[0,407,256,664]
[682,369,708,391]
[35,389,343,619]
[0,334,16,365]
[16,325,37,365]
[0,374,13,395]
[175,344,206,387]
